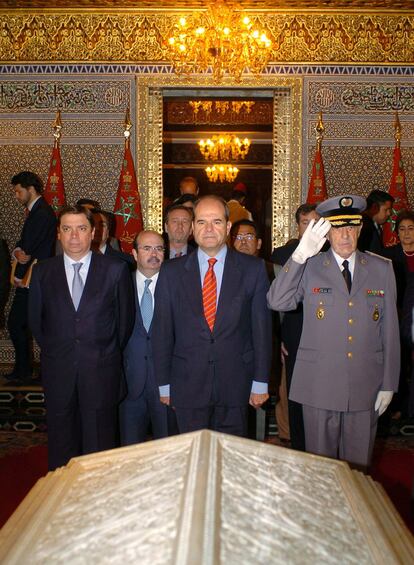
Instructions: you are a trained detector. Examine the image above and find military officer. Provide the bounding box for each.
[267,195,400,468]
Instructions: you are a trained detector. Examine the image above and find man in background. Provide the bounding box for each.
[178,176,199,197]
[164,205,195,259]
[91,208,135,270]
[227,183,253,225]
[7,171,56,385]
[358,189,394,256]
[270,203,319,451]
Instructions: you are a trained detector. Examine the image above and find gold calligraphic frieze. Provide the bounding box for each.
[0,11,413,64]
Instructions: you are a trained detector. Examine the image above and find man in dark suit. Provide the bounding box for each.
[91,208,135,270]
[358,189,394,256]
[120,230,172,445]
[7,171,56,384]
[152,195,271,437]
[29,205,134,470]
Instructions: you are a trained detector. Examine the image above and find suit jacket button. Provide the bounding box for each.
[147,336,150,341]
[75,339,80,344]
[144,355,148,360]
[210,338,215,344]
[75,318,80,322]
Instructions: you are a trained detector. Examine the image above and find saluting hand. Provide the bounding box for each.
[292,218,331,264]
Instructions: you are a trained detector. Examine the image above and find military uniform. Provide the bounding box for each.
[267,195,400,467]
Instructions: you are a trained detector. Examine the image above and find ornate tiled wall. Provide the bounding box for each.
[303,77,414,205]
[1,64,414,360]
[0,75,135,347]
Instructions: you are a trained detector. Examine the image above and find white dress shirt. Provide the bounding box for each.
[63,251,92,298]
[135,269,159,304]
[331,249,356,280]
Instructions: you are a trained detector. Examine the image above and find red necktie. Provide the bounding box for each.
[202,258,217,332]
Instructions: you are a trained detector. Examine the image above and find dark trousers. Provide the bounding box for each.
[7,288,32,377]
[45,379,118,471]
[119,382,173,446]
[285,351,306,451]
[174,405,248,437]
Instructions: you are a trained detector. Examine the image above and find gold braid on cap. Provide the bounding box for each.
[327,214,362,226]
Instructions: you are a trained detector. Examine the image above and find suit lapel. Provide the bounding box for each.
[183,251,205,322]
[76,253,101,312]
[350,251,369,297]
[133,273,147,334]
[214,248,240,333]
[55,255,74,309]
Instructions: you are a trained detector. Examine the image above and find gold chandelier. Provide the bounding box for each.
[198,134,251,161]
[189,100,255,119]
[205,165,239,183]
[166,1,272,82]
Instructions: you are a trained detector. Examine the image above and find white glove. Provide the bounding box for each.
[292,218,331,264]
[374,390,393,416]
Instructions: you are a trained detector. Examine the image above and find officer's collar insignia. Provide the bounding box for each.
[367,289,384,297]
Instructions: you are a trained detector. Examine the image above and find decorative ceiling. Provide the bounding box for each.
[0,0,413,64]
[0,0,413,9]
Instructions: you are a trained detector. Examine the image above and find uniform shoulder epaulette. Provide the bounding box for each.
[364,251,392,262]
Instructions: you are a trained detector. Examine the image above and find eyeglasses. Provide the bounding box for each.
[137,245,165,253]
[233,233,256,241]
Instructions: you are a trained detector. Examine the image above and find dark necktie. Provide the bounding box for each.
[202,258,217,332]
[342,260,352,293]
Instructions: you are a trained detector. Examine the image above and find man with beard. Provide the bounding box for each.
[120,230,174,444]
[164,204,195,259]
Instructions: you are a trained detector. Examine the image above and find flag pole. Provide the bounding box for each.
[306,111,328,205]
[44,109,66,214]
[113,107,144,253]
[53,108,63,148]
[383,111,410,247]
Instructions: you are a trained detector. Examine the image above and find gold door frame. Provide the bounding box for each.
[136,75,302,248]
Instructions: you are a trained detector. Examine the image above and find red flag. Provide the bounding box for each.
[44,142,66,213]
[306,145,328,205]
[383,145,410,247]
[113,143,143,253]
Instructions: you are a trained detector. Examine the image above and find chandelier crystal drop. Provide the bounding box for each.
[166,2,272,82]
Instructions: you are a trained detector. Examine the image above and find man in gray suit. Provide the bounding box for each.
[267,195,400,468]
